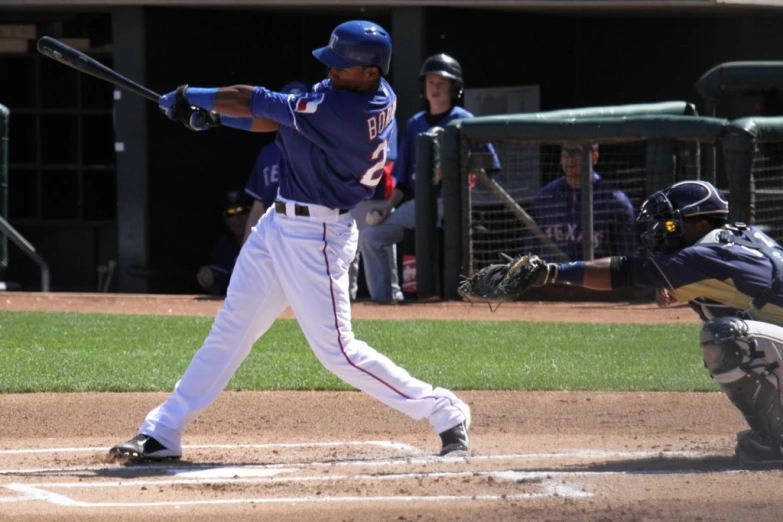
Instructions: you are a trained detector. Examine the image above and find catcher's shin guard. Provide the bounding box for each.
[700,317,783,443]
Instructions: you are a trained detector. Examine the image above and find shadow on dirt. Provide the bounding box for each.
[554,454,742,473]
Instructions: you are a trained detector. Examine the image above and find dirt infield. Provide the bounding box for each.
[1,293,780,521]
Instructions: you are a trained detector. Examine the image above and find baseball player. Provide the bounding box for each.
[109,20,470,462]
[242,81,310,243]
[348,117,403,301]
[468,180,783,469]
[360,53,500,302]
[529,143,637,260]
[196,188,251,295]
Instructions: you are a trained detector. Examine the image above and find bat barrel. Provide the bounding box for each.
[37,36,161,103]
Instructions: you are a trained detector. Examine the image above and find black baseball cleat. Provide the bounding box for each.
[735,430,783,469]
[109,434,181,462]
[439,419,470,456]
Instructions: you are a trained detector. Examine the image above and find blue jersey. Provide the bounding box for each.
[530,174,636,260]
[628,226,783,324]
[250,78,396,209]
[367,118,398,202]
[244,142,281,210]
[386,117,398,163]
[393,106,499,197]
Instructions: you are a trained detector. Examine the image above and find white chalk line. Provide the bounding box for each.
[0,445,732,507]
[1,484,582,507]
[0,440,416,455]
[0,448,724,477]
[5,470,573,488]
[2,470,593,506]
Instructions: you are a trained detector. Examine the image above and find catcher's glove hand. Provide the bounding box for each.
[458,253,555,304]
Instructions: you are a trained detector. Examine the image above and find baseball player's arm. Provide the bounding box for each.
[243,200,266,244]
[386,188,405,210]
[565,258,613,290]
[179,85,280,131]
[382,126,412,209]
[544,256,664,291]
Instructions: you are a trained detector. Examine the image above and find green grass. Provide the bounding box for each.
[0,311,714,393]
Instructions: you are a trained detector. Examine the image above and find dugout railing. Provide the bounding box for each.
[0,103,50,291]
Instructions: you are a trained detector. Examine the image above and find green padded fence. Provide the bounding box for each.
[695,61,783,110]
[439,113,727,300]
[721,116,783,237]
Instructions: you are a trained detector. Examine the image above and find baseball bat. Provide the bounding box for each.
[36,36,161,102]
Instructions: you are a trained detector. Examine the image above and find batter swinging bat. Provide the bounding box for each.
[37,36,161,102]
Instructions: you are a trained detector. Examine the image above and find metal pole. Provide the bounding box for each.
[581,145,594,261]
[414,132,439,299]
[0,216,50,291]
[705,100,717,185]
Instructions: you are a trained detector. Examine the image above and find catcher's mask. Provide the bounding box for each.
[637,180,729,253]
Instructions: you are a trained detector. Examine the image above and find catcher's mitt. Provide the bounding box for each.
[458,253,554,304]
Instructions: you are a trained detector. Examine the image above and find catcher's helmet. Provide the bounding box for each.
[281,81,309,95]
[419,53,464,99]
[637,180,729,253]
[312,20,392,75]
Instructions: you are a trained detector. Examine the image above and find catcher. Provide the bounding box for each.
[460,180,783,469]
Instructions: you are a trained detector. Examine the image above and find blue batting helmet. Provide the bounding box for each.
[312,20,392,75]
[637,180,729,253]
[281,81,309,95]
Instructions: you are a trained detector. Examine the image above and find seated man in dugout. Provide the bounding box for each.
[528,143,637,260]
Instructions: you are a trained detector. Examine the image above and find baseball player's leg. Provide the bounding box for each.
[701,317,783,467]
[360,200,415,302]
[132,214,289,456]
[271,213,469,439]
[387,242,403,301]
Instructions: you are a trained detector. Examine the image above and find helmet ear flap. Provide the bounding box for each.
[451,81,464,99]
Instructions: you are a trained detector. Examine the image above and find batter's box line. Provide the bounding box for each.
[0,440,418,455]
[2,471,593,507]
[0,448,725,477]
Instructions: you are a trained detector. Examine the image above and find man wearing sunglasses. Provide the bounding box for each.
[196,188,251,296]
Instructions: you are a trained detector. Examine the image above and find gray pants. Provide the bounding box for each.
[359,198,443,302]
[350,200,401,302]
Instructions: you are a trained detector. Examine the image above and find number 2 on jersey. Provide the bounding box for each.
[359,140,388,189]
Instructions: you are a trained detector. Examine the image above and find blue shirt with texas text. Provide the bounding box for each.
[244,142,281,210]
[530,173,636,260]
